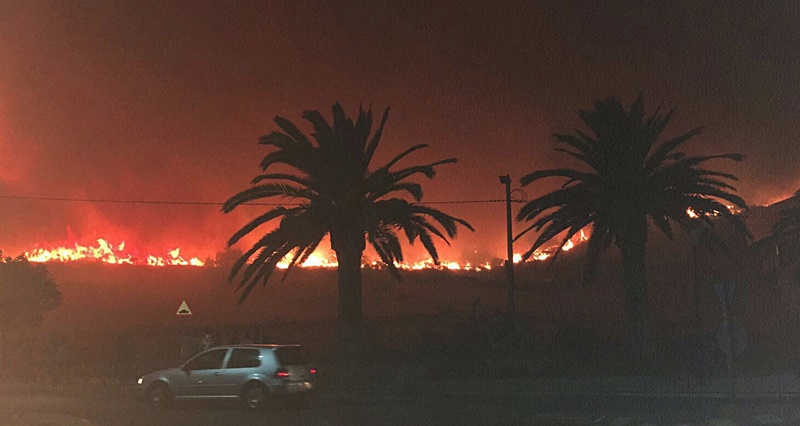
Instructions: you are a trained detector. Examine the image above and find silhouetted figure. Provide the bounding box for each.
[201,329,215,351]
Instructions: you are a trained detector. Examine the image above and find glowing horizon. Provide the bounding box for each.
[10,230,591,270]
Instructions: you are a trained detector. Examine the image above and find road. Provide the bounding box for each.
[0,386,587,425]
[2,382,800,425]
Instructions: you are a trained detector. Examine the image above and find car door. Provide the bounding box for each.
[172,348,229,398]
[219,348,263,395]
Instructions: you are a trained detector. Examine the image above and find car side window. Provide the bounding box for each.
[185,349,227,371]
[226,348,261,369]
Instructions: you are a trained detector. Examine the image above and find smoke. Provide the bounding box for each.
[0,1,798,262]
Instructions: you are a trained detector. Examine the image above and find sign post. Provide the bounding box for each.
[176,300,192,316]
[176,300,194,360]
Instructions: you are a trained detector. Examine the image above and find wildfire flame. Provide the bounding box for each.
[23,239,205,267]
[518,229,588,263]
[19,228,593,271]
[686,205,741,219]
[271,229,590,270]
[275,253,493,272]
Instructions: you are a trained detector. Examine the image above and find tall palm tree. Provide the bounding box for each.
[223,103,472,325]
[515,95,749,354]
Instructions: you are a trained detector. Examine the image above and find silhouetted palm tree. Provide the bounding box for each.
[223,103,472,326]
[515,95,749,354]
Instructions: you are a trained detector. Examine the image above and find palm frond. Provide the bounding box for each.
[370,228,404,281]
[384,144,430,170]
[250,173,314,187]
[259,149,313,173]
[648,212,674,240]
[520,168,593,186]
[301,110,336,150]
[516,184,592,222]
[362,107,390,170]
[258,131,297,149]
[554,132,593,155]
[417,231,440,264]
[410,216,452,245]
[222,184,313,212]
[644,127,704,172]
[376,182,424,202]
[280,235,326,281]
[411,204,475,235]
[582,218,612,280]
[388,159,458,183]
[227,206,297,246]
[352,106,373,155]
[274,116,312,149]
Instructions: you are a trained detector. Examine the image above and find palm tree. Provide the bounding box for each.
[515,95,749,354]
[223,103,472,326]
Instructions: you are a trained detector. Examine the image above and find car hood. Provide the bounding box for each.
[144,367,179,379]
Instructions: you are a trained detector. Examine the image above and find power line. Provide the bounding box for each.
[0,194,789,215]
[0,194,518,206]
[0,195,231,206]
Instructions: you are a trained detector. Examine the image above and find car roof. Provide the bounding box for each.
[212,344,302,349]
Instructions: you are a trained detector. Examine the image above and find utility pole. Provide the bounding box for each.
[499,175,515,319]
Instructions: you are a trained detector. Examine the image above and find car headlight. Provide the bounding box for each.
[137,377,144,385]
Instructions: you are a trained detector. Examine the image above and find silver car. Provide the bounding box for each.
[137,344,316,410]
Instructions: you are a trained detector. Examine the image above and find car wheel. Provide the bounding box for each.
[242,384,267,411]
[146,382,172,409]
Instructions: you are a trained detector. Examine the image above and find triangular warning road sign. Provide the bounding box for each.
[176,300,192,315]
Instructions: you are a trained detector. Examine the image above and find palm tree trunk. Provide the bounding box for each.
[330,235,368,392]
[335,244,363,325]
[619,215,651,363]
[331,226,365,326]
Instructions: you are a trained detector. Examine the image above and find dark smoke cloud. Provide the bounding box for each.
[1,0,799,260]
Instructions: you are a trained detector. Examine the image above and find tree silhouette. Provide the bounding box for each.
[223,103,472,326]
[773,207,800,237]
[0,254,62,328]
[515,95,749,356]
[772,205,800,287]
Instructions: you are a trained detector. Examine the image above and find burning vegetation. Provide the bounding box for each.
[23,239,205,267]
[15,230,591,270]
[13,205,746,272]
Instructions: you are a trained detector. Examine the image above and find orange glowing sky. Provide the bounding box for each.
[1,1,799,263]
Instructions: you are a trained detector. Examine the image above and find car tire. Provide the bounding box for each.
[242,383,267,411]
[146,382,172,409]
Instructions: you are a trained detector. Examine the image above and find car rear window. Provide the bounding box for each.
[274,346,305,365]
[227,348,261,369]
